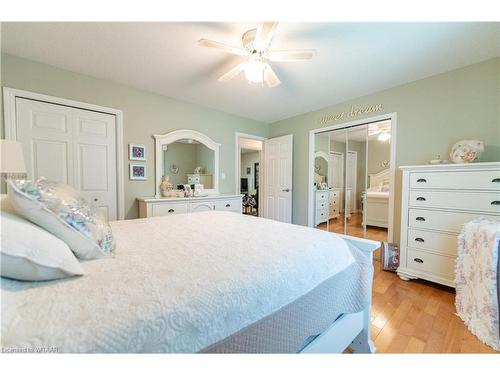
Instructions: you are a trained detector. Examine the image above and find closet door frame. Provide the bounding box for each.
[308,112,397,242]
[3,87,125,220]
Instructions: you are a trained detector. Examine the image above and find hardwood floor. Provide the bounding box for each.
[317,212,497,353]
[371,261,496,353]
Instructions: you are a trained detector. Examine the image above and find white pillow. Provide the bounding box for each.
[7,178,115,260]
[1,210,84,281]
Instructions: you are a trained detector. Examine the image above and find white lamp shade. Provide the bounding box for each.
[0,140,27,178]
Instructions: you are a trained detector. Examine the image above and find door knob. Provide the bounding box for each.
[282,188,290,192]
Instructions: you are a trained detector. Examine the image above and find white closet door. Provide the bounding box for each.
[347,151,357,212]
[16,98,74,185]
[329,152,344,188]
[263,134,293,223]
[73,108,117,220]
[15,98,118,220]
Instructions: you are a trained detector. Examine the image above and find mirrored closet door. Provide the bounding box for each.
[313,119,392,243]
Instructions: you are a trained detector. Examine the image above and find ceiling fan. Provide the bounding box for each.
[198,22,314,88]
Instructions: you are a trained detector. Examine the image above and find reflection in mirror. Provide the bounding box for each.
[312,119,392,244]
[162,139,215,189]
[365,120,392,245]
[345,125,368,239]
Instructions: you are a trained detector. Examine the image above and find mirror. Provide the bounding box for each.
[162,139,215,189]
[154,130,220,198]
[312,119,393,244]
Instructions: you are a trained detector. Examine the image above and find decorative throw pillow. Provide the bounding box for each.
[1,210,84,281]
[7,178,115,260]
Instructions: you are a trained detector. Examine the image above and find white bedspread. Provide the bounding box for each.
[1,211,357,353]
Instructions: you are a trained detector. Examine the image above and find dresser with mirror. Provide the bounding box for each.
[137,129,242,218]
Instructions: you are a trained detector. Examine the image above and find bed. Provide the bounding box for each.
[1,211,379,353]
[363,169,390,228]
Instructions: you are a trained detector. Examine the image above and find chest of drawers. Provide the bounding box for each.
[397,162,500,287]
[315,189,341,226]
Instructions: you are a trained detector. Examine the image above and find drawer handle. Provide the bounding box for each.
[168,209,175,213]
[491,201,500,206]
[225,204,231,207]
[415,237,425,243]
[415,216,426,221]
[416,197,426,201]
[417,178,427,183]
[413,258,424,263]
[492,178,500,183]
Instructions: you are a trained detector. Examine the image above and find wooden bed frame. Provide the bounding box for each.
[300,234,379,354]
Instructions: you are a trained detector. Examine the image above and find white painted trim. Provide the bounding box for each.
[154,129,221,198]
[308,112,397,244]
[3,87,126,220]
[234,132,266,217]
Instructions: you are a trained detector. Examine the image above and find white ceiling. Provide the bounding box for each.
[1,22,498,123]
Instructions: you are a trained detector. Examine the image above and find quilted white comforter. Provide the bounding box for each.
[1,211,357,353]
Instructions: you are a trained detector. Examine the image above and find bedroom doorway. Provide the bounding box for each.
[308,114,396,244]
[236,133,265,217]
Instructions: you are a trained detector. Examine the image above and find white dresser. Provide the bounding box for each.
[398,162,500,287]
[315,189,340,226]
[138,194,243,218]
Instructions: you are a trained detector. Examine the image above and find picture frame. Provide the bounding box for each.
[129,144,146,161]
[129,164,147,180]
[246,167,251,175]
[254,162,259,189]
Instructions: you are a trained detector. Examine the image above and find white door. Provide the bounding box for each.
[15,98,118,220]
[263,134,293,223]
[329,152,344,188]
[346,151,357,213]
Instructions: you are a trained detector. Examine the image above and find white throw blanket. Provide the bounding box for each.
[455,218,500,351]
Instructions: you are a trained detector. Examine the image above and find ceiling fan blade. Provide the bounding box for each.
[268,50,314,62]
[218,62,246,82]
[255,22,278,51]
[198,39,250,57]
[264,64,280,88]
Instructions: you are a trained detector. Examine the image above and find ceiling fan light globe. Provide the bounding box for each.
[244,60,265,83]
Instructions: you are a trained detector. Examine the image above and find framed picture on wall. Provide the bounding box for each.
[246,167,251,175]
[130,164,147,180]
[254,162,259,189]
[129,144,146,161]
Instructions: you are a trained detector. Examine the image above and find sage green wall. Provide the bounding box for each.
[367,140,391,175]
[270,57,500,244]
[0,53,269,219]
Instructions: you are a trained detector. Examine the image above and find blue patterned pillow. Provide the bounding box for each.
[8,178,115,260]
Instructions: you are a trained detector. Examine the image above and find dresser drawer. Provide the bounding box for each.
[409,190,500,213]
[214,199,241,213]
[316,191,329,202]
[407,248,455,279]
[151,202,188,216]
[315,210,327,222]
[410,170,500,190]
[408,208,495,233]
[407,229,457,256]
[317,200,328,210]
